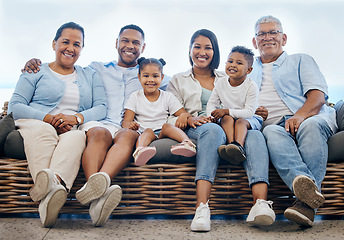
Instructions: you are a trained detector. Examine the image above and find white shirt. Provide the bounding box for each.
[124,89,183,131]
[49,69,79,116]
[206,76,259,119]
[259,62,293,126]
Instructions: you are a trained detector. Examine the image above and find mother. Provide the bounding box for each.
[167,29,227,232]
[8,22,107,227]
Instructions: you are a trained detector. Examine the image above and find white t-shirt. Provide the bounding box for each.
[124,90,183,131]
[49,68,79,116]
[206,77,259,119]
[259,63,293,126]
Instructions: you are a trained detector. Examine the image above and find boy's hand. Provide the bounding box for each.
[211,109,228,121]
[255,106,268,120]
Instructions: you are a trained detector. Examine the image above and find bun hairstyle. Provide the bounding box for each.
[138,57,166,74]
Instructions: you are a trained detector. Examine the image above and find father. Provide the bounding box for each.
[249,15,337,227]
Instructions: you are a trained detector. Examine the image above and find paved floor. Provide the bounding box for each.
[0,215,344,240]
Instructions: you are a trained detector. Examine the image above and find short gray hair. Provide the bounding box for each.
[254,15,283,33]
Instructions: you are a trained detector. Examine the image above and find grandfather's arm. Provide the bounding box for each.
[285,89,325,136]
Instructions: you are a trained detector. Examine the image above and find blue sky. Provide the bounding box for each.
[0,0,343,104]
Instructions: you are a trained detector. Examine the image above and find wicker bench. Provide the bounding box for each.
[1,101,344,216]
[1,158,344,216]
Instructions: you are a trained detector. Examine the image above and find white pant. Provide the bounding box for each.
[16,119,86,190]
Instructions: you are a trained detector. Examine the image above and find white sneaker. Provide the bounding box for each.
[246,199,276,226]
[89,185,122,227]
[39,184,67,228]
[76,172,111,205]
[30,169,56,202]
[190,201,211,232]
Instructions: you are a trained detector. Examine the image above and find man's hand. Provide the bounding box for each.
[21,58,42,73]
[255,106,268,120]
[285,115,305,137]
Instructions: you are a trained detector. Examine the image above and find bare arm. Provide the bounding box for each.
[122,109,139,130]
[285,89,325,136]
[174,108,192,130]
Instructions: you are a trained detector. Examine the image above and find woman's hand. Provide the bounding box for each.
[255,106,268,121]
[187,116,212,128]
[51,113,78,128]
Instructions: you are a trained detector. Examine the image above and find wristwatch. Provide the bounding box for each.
[74,115,82,126]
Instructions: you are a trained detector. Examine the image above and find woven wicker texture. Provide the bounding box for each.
[1,158,343,215]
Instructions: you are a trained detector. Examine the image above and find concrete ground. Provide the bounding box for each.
[0,215,344,240]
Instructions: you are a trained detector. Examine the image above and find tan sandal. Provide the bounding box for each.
[170,139,196,157]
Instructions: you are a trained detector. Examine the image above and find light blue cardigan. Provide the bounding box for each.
[8,63,107,123]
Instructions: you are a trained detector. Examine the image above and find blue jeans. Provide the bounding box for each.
[185,123,226,183]
[243,130,270,187]
[263,115,333,191]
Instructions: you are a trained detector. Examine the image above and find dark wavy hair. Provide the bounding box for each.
[54,22,84,47]
[137,57,166,74]
[189,29,220,70]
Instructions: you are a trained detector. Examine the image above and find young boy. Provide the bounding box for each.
[206,46,262,165]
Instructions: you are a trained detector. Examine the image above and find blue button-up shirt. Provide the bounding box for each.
[90,60,170,127]
[249,52,337,132]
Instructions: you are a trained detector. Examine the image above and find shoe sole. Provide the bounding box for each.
[225,144,246,165]
[42,188,67,228]
[190,223,211,232]
[218,145,232,163]
[247,214,274,226]
[293,176,325,209]
[76,174,109,205]
[94,187,122,227]
[135,148,156,166]
[30,170,53,202]
[284,208,313,227]
[170,146,196,157]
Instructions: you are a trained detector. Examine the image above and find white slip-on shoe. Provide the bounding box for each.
[190,201,211,232]
[89,185,122,227]
[39,184,67,228]
[30,169,55,202]
[246,199,276,226]
[76,172,111,205]
[292,175,325,209]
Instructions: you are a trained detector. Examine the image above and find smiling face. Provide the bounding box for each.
[52,28,83,70]
[116,29,145,68]
[225,52,253,84]
[252,22,287,63]
[138,63,164,95]
[189,35,214,71]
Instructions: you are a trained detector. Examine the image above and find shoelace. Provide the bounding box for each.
[195,202,209,219]
[257,199,273,208]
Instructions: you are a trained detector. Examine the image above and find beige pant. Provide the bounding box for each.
[16,119,86,190]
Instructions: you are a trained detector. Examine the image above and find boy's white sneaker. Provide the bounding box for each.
[39,184,67,228]
[76,172,111,205]
[190,201,211,232]
[89,185,122,227]
[246,199,275,226]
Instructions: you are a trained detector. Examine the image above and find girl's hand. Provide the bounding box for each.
[187,116,211,128]
[211,109,228,121]
[127,121,140,131]
[175,113,188,130]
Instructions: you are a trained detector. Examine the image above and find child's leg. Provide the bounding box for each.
[133,129,157,166]
[136,129,157,148]
[160,123,196,157]
[234,119,251,146]
[159,123,189,142]
[220,115,235,144]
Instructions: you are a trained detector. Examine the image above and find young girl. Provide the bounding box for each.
[122,57,196,166]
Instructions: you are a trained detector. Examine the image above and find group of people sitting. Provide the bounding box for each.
[8,15,337,231]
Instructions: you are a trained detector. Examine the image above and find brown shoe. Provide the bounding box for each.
[292,175,325,209]
[284,200,315,227]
